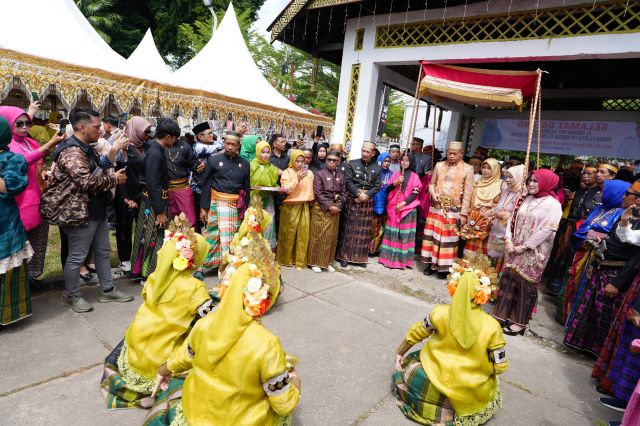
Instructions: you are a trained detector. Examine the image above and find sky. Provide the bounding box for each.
[253,0,290,35]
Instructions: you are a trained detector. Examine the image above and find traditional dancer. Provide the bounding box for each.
[379,151,421,269]
[101,215,214,409]
[308,150,346,273]
[199,131,250,271]
[336,141,382,267]
[421,141,474,279]
[493,169,563,335]
[0,116,33,325]
[146,232,299,425]
[394,271,507,425]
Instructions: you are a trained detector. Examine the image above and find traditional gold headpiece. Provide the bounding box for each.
[598,163,619,174]
[583,165,597,172]
[448,141,463,150]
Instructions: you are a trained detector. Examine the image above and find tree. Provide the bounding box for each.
[75,0,122,43]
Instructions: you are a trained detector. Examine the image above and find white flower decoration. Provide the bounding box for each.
[247,277,263,293]
[240,237,250,247]
[479,276,491,286]
[451,272,461,281]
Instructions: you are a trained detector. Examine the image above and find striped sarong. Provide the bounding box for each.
[26,221,48,279]
[393,351,455,425]
[276,202,310,268]
[263,197,277,250]
[130,198,166,280]
[369,213,385,255]
[168,180,197,227]
[420,207,459,272]
[556,249,590,325]
[609,318,640,403]
[564,267,624,357]
[100,340,156,409]
[336,196,373,264]
[307,203,340,269]
[203,191,240,270]
[1,261,31,325]
[142,378,186,426]
[593,275,640,393]
[379,209,417,269]
[492,267,539,327]
[463,237,487,258]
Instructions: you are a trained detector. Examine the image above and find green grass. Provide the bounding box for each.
[41,225,120,280]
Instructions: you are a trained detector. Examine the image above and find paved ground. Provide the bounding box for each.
[0,259,623,425]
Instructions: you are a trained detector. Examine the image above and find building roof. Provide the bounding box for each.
[126,29,173,83]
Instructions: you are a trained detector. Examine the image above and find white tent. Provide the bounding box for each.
[172,3,310,116]
[126,29,173,83]
[0,0,128,74]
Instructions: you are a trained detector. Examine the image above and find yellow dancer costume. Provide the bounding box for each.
[143,232,300,426]
[101,215,215,409]
[394,271,508,425]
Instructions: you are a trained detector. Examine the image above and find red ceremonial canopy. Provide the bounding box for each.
[418,62,539,109]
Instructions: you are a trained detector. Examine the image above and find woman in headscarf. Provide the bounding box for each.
[146,232,300,426]
[370,151,393,255]
[0,116,33,325]
[114,117,152,274]
[493,169,563,335]
[463,158,503,257]
[276,149,314,269]
[487,165,525,270]
[394,271,508,425]
[310,142,328,172]
[0,106,64,282]
[557,179,632,325]
[101,214,215,409]
[379,151,422,269]
[240,135,261,162]
[563,180,638,357]
[250,140,280,250]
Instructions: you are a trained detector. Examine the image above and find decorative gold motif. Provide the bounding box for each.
[343,64,360,151]
[354,28,365,51]
[0,48,332,136]
[307,0,360,10]
[270,0,308,43]
[376,1,640,48]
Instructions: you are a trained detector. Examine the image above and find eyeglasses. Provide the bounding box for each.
[201,131,214,136]
[15,120,32,128]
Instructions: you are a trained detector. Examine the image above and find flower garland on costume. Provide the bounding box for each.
[162,213,198,272]
[245,207,262,233]
[447,255,499,304]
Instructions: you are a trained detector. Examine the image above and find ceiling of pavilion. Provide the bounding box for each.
[268,0,485,63]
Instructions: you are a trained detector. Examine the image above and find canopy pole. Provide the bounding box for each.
[404,63,424,151]
[523,69,543,182]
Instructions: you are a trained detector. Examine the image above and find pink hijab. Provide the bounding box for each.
[124,116,152,148]
[531,169,559,200]
[0,106,38,146]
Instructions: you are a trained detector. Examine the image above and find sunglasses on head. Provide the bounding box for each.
[625,190,640,197]
[15,120,32,128]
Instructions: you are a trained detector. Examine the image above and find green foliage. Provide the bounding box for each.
[75,0,122,43]
[384,92,406,138]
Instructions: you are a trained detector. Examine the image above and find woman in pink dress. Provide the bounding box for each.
[0,106,64,280]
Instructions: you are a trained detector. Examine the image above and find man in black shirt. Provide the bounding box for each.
[130,118,180,281]
[336,141,382,267]
[199,131,250,271]
[166,135,204,227]
[269,133,289,173]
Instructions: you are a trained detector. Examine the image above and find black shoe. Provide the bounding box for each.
[360,263,367,268]
[437,272,448,280]
[423,268,436,276]
[503,326,526,336]
[596,383,613,396]
[339,260,348,268]
[599,397,627,412]
[608,421,621,426]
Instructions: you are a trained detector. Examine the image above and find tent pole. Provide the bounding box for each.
[523,69,542,182]
[404,63,424,151]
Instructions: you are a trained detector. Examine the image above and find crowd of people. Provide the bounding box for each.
[2,101,640,425]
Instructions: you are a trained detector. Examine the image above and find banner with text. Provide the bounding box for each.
[481,119,640,160]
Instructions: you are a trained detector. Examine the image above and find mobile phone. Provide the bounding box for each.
[118,112,128,129]
[633,206,640,218]
[302,164,308,172]
[57,118,69,136]
[31,91,39,102]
